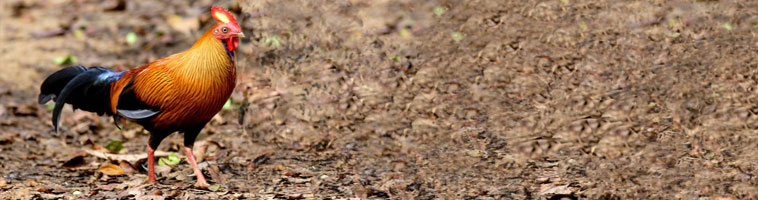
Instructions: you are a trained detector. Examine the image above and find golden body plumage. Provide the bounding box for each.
[110,24,236,131]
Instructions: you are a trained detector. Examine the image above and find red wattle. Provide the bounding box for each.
[226,37,239,51]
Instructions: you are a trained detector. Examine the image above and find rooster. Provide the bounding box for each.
[38,6,244,188]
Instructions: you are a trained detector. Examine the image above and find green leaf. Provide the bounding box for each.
[264,35,284,47]
[158,152,181,166]
[73,29,85,39]
[53,57,64,65]
[222,99,232,110]
[578,21,588,31]
[433,6,447,17]
[451,32,464,43]
[46,102,55,111]
[52,55,78,65]
[208,184,222,192]
[723,22,733,31]
[105,140,124,154]
[667,18,678,28]
[398,28,410,37]
[126,32,138,45]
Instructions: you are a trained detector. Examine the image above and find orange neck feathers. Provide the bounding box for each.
[173,24,235,82]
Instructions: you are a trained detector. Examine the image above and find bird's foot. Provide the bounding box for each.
[184,146,210,189]
[194,180,210,189]
[148,175,157,185]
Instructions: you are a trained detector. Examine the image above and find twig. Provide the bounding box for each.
[83,148,182,162]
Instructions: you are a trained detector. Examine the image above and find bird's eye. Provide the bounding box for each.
[222,27,228,33]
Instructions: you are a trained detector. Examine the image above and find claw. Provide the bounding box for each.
[194,181,210,189]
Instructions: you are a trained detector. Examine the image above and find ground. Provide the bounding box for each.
[1,0,758,199]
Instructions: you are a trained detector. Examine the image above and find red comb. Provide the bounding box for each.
[211,6,238,26]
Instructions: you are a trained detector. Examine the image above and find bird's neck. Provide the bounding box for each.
[175,25,235,79]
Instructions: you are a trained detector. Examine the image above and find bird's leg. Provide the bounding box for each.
[146,132,168,185]
[147,145,156,183]
[184,146,209,188]
[183,127,209,188]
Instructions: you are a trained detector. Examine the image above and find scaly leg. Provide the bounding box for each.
[147,146,156,183]
[146,131,169,185]
[184,146,209,188]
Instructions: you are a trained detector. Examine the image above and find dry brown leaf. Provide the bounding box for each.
[122,128,142,139]
[101,0,125,11]
[411,118,437,129]
[538,184,572,197]
[70,111,99,123]
[116,184,148,199]
[210,114,225,125]
[193,141,209,162]
[39,193,65,199]
[11,104,37,116]
[99,163,126,176]
[252,150,273,166]
[248,91,281,103]
[0,132,14,145]
[193,139,222,162]
[154,165,172,176]
[119,161,136,175]
[208,164,225,184]
[352,181,368,199]
[119,176,145,188]
[25,180,38,187]
[136,195,164,200]
[61,154,87,169]
[92,144,106,152]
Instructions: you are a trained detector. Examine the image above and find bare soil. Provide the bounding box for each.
[2,0,758,199]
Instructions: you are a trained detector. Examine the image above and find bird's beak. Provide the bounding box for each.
[235,32,246,38]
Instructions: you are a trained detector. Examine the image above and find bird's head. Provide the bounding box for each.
[211,6,244,51]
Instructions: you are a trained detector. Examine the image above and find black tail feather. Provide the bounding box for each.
[38,66,122,133]
[38,66,87,104]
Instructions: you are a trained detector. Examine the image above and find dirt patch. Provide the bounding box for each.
[2,0,758,199]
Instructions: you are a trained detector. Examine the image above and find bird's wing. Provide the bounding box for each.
[110,58,178,121]
[114,77,161,120]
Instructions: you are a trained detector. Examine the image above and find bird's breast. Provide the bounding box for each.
[151,68,235,130]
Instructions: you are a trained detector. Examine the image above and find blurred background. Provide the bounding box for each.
[2,0,758,199]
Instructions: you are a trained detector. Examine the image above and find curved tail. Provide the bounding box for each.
[38,66,124,132]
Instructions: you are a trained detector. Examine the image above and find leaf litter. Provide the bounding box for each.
[1,0,758,199]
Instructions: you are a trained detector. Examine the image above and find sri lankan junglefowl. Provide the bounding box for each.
[38,6,244,188]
